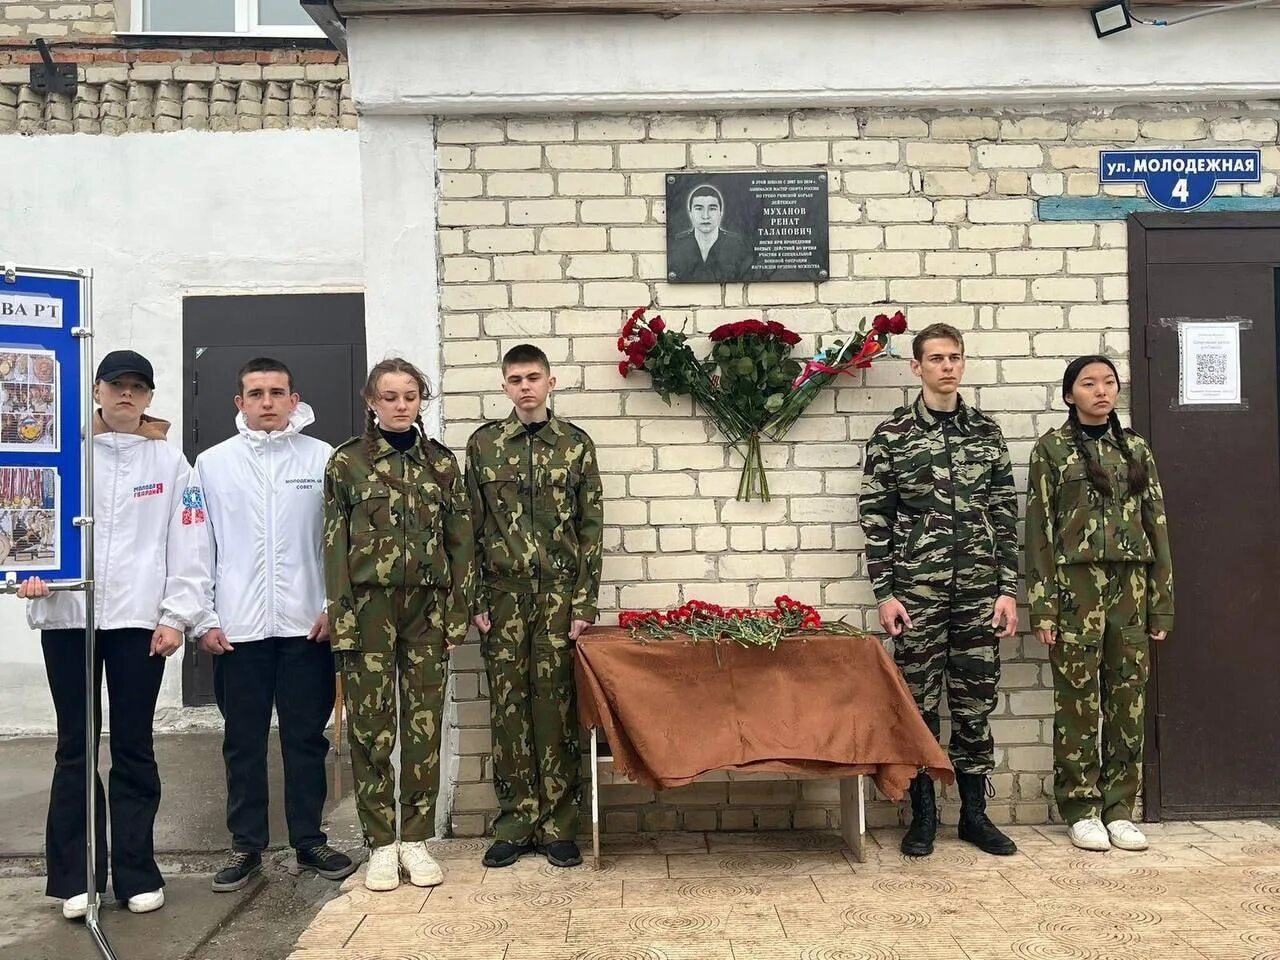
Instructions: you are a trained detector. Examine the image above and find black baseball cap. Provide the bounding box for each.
[95,350,155,390]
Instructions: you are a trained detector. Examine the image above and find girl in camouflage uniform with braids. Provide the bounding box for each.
[323,358,474,890]
[1025,356,1174,853]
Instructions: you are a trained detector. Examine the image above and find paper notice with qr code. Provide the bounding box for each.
[1178,321,1241,405]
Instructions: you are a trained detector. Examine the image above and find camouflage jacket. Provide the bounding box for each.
[322,431,475,650]
[465,411,604,621]
[860,394,1019,604]
[1024,422,1174,633]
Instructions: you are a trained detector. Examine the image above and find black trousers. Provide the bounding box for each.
[41,627,165,900]
[212,636,335,853]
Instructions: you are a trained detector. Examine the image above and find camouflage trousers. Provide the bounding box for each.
[894,585,1001,775]
[337,586,449,847]
[1049,562,1151,825]
[482,590,582,844]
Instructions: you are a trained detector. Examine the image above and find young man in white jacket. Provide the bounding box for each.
[19,350,210,920]
[192,358,354,891]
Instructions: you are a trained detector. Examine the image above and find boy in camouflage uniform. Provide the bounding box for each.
[324,358,474,891]
[466,344,604,870]
[860,323,1019,858]
[1025,355,1173,853]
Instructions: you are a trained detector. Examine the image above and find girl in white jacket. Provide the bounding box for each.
[18,350,210,920]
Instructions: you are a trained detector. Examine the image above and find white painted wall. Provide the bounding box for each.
[347,8,1280,113]
[0,128,363,733]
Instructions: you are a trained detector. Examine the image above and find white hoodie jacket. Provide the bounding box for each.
[191,403,331,643]
[28,415,211,633]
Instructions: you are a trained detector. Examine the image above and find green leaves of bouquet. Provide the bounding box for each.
[709,319,804,423]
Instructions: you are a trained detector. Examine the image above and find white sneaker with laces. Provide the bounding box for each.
[62,893,88,920]
[126,889,165,914]
[398,840,444,887]
[1105,819,1149,851]
[1068,817,1112,852]
[365,843,400,891]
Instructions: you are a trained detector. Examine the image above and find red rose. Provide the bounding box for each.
[766,320,785,336]
[618,360,631,377]
[617,336,628,351]
[650,316,666,334]
[638,329,657,348]
[710,324,732,341]
[629,350,647,366]
[629,306,646,323]
[890,311,907,335]
[782,330,802,346]
[872,314,892,334]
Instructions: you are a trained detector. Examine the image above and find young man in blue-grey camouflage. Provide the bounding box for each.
[860,322,1020,859]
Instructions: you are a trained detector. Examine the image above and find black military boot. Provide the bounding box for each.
[900,774,938,857]
[956,773,1017,856]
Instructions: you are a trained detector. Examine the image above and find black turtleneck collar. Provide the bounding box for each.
[523,419,548,436]
[379,427,417,452]
[1082,421,1110,440]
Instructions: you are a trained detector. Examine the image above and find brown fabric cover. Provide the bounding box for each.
[575,627,954,801]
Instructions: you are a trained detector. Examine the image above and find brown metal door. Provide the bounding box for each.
[1130,214,1280,819]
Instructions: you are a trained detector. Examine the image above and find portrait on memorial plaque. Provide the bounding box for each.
[667,180,755,283]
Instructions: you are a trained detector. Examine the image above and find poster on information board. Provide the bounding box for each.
[0,268,87,581]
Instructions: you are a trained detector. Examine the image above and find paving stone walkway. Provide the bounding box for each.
[286,820,1280,960]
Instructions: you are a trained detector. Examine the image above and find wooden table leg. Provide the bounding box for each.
[590,729,601,869]
[840,775,867,863]
[333,672,344,756]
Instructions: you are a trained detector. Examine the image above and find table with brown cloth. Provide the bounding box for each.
[575,627,954,861]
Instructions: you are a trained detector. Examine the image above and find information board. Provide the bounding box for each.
[0,268,87,582]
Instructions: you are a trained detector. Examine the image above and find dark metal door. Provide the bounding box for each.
[180,293,366,707]
[1130,214,1280,819]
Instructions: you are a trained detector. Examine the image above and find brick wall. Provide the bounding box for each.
[0,4,352,133]
[0,1,116,39]
[436,104,1280,835]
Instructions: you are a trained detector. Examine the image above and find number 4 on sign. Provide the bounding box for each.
[1172,178,1190,204]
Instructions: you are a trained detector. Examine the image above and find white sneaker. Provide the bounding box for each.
[62,893,88,920]
[398,840,444,887]
[1069,817,1112,852]
[364,843,400,891]
[126,889,164,914]
[1106,819,1149,851]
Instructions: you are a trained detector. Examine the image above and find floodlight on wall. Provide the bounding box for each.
[1090,1,1133,36]
[1092,0,1279,37]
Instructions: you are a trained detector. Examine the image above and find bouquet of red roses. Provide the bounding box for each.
[620,308,804,500]
[619,595,830,650]
[763,311,907,441]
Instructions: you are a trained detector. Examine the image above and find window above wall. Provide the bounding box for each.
[127,0,324,38]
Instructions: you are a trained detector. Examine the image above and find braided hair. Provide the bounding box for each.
[361,357,433,458]
[1062,355,1149,499]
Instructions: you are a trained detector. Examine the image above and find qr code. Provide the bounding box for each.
[1195,353,1228,384]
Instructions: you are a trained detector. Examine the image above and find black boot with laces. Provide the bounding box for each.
[957,773,1018,856]
[900,774,938,857]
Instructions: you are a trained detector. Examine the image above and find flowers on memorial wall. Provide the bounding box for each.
[764,310,907,440]
[618,307,907,501]
[618,595,834,650]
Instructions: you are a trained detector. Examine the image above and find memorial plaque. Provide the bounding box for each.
[666,171,829,284]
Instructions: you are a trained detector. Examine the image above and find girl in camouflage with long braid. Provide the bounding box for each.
[323,358,474,890]
[1025,356,1174,853]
